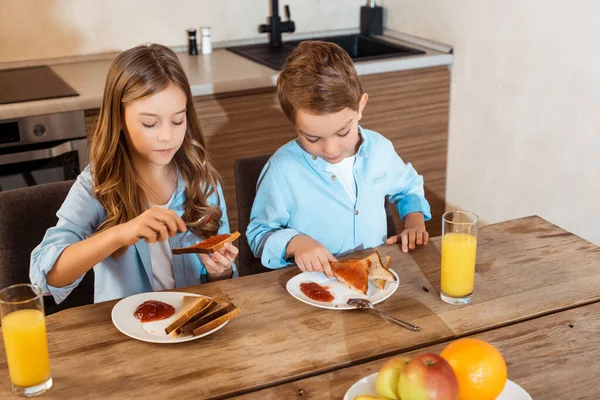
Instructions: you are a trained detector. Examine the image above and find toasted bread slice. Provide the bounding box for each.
[366,252,396,282]
[331,259,369,295]
[178,301,236,336]
[169,299,218,337]
[192,307,240,336]
[164,296,212,335]
[182,295,199,309]
[382,255,391,269]
[372,255,393,290]
[172,231,241,254]
[371,278,386,290]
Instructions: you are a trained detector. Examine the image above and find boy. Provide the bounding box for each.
[246,41,431,278]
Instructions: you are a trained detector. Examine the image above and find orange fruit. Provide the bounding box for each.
[440,338,507,400]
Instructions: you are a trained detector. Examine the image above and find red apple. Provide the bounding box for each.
[375,356,411,399]
[398,353,459,400]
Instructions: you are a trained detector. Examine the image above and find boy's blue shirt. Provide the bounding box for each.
[246,127,431,269]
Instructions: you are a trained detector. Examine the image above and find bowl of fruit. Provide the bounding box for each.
[345,338,532,400]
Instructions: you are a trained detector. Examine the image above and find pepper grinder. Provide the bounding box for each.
[201,27,212,55]
[187,29,198,55]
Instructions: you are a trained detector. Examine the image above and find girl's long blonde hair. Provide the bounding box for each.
[89,44,222,251]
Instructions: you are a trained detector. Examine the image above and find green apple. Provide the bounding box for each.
[398,353,459,400]
[375,356,411,399]
[354,396,389,400]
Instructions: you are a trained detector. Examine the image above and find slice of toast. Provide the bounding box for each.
[169,299,218,337]
[164,295,212,335]
[182,295,199,309]
[192,307,241,336]
[366,252,396,281]
[172,231,241,254]
[331,259,369,295]
[178,300,237,336]
[372,255,394,290]
[382,256,391,269]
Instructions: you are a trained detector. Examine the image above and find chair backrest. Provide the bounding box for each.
[234,154,272,276]
[233,154,398,277]
[0,181,94,314]
[385,196,398,239]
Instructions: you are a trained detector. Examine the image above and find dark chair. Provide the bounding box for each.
[234,155,273,277]
[233,154,398,277]
[0,181,94,314]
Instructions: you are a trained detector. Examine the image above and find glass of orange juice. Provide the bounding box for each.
[440,211,478,305]
[0,284,52,397]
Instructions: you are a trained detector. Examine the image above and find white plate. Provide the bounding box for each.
[344,372,532,400]
[111,291,229,344]
[286,270,399,310]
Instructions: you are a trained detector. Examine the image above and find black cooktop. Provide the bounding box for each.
[0,66,79,105]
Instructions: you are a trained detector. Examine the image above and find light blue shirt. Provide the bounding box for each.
[30,166,237,304]
[246,127,431,269]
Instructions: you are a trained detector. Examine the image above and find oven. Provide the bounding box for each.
[0,110,88,191]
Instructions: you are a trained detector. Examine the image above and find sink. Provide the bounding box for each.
[227,34,425,71]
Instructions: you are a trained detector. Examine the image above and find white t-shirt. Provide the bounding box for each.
[326,155,357,203]
[148,194,176,291]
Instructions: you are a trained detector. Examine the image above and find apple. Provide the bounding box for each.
[375,356,411,399]
[354,396,389,400]
[398,353,459,400]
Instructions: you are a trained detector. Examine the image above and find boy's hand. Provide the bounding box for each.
[201,242,238,280]
[286,235,337,278]
[386,212,429,253]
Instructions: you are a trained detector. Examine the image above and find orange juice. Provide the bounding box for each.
[2,309,51,387]
[441,232,477,297]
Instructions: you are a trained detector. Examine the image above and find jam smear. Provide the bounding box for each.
[300,282,334,303]
[134,300,176,323]
[194,234,230,249]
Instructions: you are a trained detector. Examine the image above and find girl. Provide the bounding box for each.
[30,44,238,304]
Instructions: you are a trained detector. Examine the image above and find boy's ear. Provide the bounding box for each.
[357,93,369,121]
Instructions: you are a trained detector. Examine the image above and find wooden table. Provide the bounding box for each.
[1,216,599,399]
[239,302,600,400]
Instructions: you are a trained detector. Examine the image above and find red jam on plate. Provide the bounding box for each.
[134,300,175,323]
[300,282,335,303]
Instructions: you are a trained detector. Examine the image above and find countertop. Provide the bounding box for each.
[0,30,453,121]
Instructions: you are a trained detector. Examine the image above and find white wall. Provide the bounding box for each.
[0,0,364,63]
[384,0,600,245]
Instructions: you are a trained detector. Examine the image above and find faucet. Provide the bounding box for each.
[258,0,295,48]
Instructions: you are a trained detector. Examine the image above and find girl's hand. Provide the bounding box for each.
[117,208,186,246]
[200,242,238,280]
[386,212,429,252]
[286,235,337,278]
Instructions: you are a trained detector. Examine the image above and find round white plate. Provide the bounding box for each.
[111,291,229,344]
[286,270,399,310]
[344,372,532,400]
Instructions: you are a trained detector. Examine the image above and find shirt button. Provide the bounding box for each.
[312,156,317,160]
[331,175,337,181]
[355,209,359,215]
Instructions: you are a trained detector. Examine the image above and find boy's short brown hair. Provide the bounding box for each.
[277,41,364,123]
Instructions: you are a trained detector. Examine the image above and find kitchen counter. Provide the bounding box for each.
[0,30,453,121]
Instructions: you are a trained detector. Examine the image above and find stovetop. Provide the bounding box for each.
[0,66,79,105]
